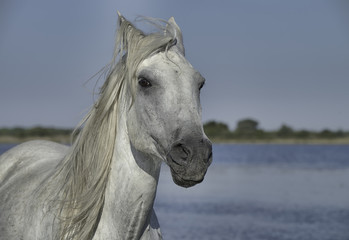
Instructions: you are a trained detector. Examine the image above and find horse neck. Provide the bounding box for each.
[94,108,162,239]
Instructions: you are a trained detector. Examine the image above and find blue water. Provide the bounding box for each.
[155,144,349,240]
[1,143,349,240]
[213,144,349,169]
[0,143,17,155]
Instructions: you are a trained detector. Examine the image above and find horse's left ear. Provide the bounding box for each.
[167,17,185,55]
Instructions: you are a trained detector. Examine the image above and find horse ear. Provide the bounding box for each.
[116,11,144,51]
[167,17,185,55]
[117,11,126,26]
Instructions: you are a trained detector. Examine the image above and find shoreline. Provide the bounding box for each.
[1,136,349,145]
[0,135,72,144]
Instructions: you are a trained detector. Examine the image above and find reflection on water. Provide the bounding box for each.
[155,144,349,240]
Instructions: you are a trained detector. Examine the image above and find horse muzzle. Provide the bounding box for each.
[166,137,212,188]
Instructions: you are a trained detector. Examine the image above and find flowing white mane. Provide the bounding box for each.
[52,17,177,240]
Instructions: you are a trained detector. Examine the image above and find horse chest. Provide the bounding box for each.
[93,165,158,239]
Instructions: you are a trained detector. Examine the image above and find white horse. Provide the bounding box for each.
[0,13,212,240]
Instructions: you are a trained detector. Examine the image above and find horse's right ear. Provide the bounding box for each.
[117,11,126,26]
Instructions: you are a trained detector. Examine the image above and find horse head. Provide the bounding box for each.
[121,14,213,188]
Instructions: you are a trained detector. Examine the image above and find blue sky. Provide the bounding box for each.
[1,0,348,131]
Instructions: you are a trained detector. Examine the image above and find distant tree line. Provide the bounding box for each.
[1,120,348,142]
[203,119,349,141]
[0,127,72,138]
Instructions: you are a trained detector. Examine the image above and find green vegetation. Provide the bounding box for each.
[1,120,349,144]
[0,127,73,143]
[204,119,349,144]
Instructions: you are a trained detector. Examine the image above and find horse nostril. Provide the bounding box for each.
[175,143,190,160]
[170,143,191,165]
[181,145,191,158]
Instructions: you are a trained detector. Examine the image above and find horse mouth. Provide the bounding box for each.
[169,167,204,188]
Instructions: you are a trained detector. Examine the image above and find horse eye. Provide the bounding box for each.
[138,77,152,88]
